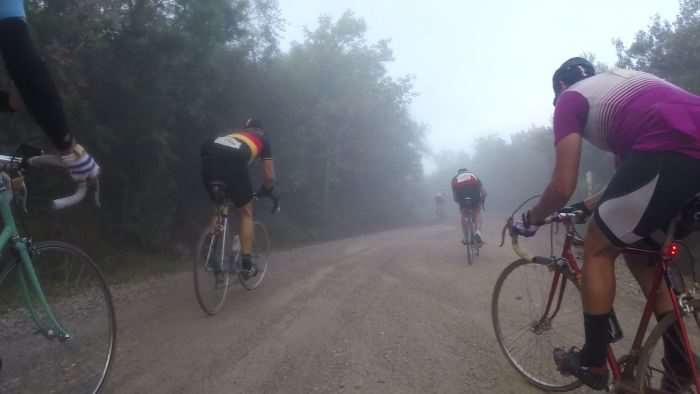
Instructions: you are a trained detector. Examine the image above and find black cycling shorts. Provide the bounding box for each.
[454,186,482,209]
[200,139,253,208]
[595,151,700,247]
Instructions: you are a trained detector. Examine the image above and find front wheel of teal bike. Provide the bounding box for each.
[0,241,116,394]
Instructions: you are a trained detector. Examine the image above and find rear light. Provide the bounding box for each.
[668,242,680,257]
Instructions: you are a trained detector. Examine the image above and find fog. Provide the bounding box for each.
[280,0,679,156]
[0,1,694,266]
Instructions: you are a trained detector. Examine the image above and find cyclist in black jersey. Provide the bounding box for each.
[0,1,99,181]
[201,118,276,276]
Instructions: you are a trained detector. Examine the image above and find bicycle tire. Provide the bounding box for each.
[0,241,116,394]
[238,221,270,290]
[465,216,474,265]
[472,217,480,258]
[193,221,230,315]
[635,298,700,393]
[492,258,583,391]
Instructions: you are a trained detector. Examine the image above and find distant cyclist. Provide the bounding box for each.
[451,168,486,244]
[434,192,446,221]
[512,57,700,390]
[0,1,99,181]
[200,118,276,277]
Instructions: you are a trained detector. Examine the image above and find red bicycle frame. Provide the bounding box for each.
[524,216,699,392]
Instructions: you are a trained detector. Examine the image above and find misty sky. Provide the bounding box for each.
[278,0,679,157]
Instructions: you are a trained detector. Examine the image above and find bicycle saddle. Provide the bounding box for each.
[207,181,229,204]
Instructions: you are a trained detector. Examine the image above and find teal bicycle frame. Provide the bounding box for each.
[0,178,70,340]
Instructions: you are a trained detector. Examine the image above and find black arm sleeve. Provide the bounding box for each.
[0,90,14,112]
[0,18,73,150]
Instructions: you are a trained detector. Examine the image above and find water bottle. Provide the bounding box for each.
[608,309,623,343]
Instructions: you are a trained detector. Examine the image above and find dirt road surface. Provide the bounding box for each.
[6,219,655,393]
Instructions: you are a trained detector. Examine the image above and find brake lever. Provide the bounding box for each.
[499,217,513,247]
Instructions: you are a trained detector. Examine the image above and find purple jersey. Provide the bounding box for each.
[553,69,700,159]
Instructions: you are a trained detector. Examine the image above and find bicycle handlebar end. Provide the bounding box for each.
[52,182,88,210]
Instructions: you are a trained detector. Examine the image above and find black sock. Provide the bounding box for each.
[581,313,611,367]
[658,312,687,366]
[241,254,252,268]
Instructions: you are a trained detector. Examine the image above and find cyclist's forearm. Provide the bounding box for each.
[262,160,275,187]
[531,182,571,224]
[0,18,74,152]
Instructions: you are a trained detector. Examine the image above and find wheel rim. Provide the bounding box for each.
[465,219,473,265]
[492,259,583,391]
[193,227,230,315]
[636,299,700,393]
[0,242,116,394]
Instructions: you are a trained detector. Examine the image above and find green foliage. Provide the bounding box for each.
[0,3,425,250]
[616,0,700,93]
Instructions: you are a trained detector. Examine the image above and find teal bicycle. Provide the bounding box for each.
[0,145,115,394]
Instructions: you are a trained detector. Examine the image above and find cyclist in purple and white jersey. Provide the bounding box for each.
[512,57,700,390]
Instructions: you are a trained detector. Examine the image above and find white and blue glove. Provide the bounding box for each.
[60,144,100,182]
[511,212,540,237]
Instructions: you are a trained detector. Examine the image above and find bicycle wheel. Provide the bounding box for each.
[238,221,270,290]
[635,299,700,393]
[193,219,231,315]
[465,217,474,265]
[472,218,480,258]
[492,258,584,391]
[0,241,116,394]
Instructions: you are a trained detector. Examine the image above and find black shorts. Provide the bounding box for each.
[595,151,700,247]
[200,140,253,208]
[455,187,482,209]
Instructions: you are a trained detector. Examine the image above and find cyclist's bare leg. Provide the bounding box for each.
[238,202,254,255]
[625,252,690,371]
[474,207,482,231]
[582,220,620,313]
[573,219,621,369]
[624,253,673,315]
[459,207,468,243]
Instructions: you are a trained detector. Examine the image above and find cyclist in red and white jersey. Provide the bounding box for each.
[513,57,700,389]
[451,168,486,244]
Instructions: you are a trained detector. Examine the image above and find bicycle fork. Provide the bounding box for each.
[15,239,71,341]
[534,269,569,332]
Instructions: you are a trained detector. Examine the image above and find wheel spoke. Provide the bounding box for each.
[493,259,583,391]
[193,223,230,315]
[0,242,115,394]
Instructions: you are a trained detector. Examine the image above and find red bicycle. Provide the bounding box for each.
[460,196,481,265]
[492,198,700,393]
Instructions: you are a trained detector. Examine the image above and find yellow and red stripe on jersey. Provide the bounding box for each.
[232,132,263,160]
